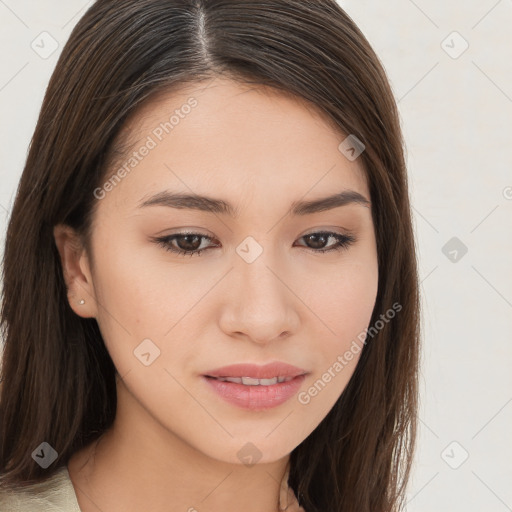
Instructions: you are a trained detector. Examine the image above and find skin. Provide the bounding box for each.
[54,77,379,512]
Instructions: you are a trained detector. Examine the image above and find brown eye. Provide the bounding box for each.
[153,232,217,257]
[295,232,356,253]
[152,231,355,257]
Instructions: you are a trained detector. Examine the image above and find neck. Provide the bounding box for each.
[68,378,291,512]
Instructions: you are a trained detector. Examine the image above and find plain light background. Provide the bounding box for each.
[0,1,511,510]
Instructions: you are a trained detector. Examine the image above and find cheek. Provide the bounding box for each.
[304,255,378,369]
[88,242,162,355]
[89,241,208,377]
[293,258,378,427]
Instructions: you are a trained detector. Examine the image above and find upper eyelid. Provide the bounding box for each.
[152,230,356,257]
[157,229,354,246]
[160,229,351,241]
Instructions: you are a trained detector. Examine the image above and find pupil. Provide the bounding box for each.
[180,235,201,250]
[308,234,327,249]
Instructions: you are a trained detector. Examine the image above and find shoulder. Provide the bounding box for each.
[0,465,81,512]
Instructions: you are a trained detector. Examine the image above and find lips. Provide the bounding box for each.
[203,362,308,380]
[202,362,309,409]
[210,376,296,385]
[202,373,307,410]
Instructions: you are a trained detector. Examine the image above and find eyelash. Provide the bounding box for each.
[152,231,356,257]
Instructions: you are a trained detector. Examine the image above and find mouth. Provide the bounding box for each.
[201,362,309,409]
[203,375,298,385]
[203,361,308,381]
[201,372,308,410]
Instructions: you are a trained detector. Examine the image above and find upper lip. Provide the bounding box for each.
[204,362,308,379]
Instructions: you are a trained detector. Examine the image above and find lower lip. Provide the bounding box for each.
[202,375,307,410]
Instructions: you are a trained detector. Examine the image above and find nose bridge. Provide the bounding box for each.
[236,240,285,307]
[224,239,297,342]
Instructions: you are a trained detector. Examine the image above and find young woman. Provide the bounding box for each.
[0,1,420,511]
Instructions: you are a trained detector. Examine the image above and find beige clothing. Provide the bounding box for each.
[0,464,305,512]
[0,466,81,511]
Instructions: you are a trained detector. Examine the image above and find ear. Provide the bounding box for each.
[53,223,98,318]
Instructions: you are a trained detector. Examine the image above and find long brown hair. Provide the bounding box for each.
[0,1,420,510]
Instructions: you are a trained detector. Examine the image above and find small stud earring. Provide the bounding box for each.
[78,299,85,305]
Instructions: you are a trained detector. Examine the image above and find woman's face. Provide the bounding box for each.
[57,77,378,465]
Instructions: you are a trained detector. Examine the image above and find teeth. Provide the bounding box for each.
[243,376,277,386]
[213,376,295,385]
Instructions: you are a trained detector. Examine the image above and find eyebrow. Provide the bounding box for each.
[137,189,370,217]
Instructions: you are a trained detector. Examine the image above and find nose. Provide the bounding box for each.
[218,254,300,345]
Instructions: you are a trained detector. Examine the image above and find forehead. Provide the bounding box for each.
[100,77,369,211]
